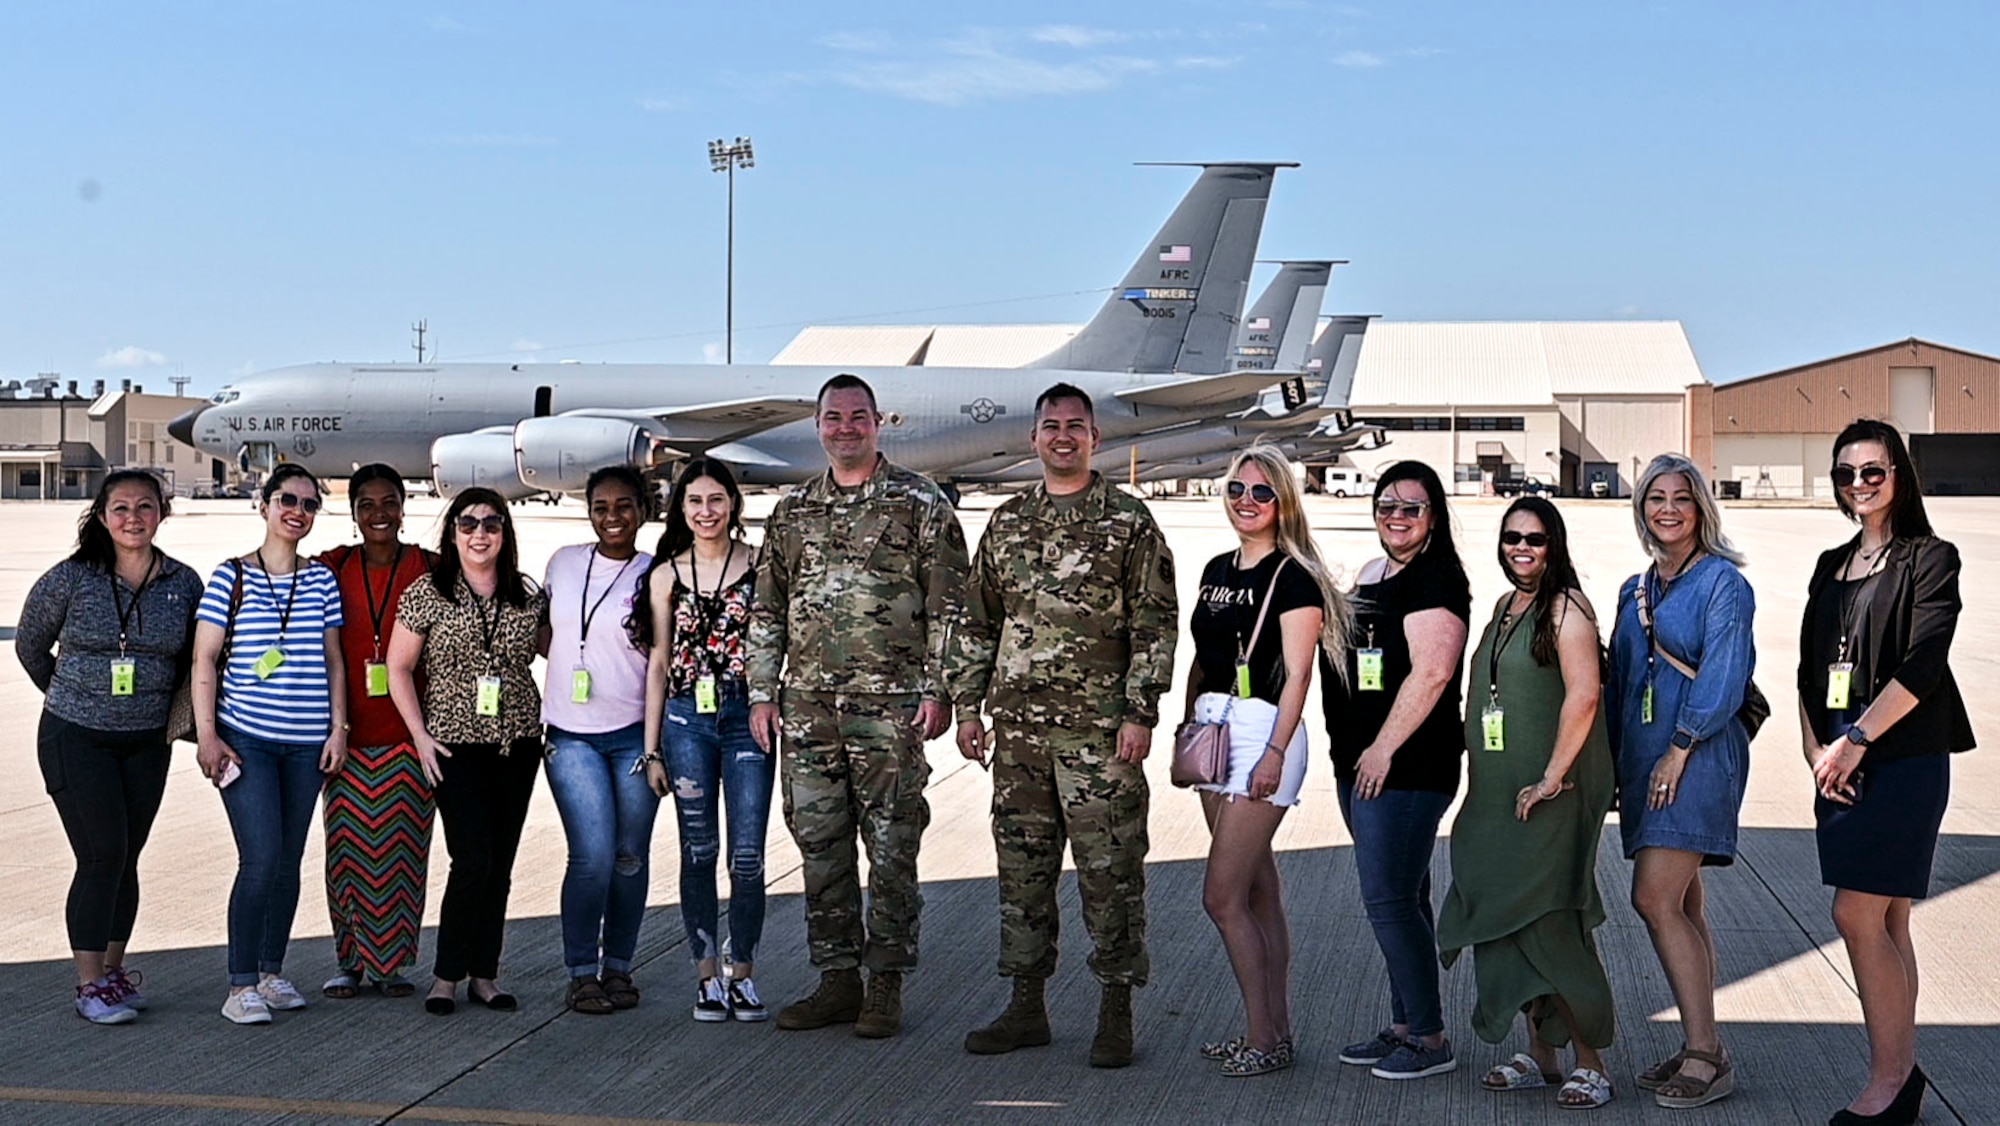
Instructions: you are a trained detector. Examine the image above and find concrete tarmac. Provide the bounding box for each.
[0,489,1995,1125]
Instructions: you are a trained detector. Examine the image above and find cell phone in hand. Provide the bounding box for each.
[219,760,242,788]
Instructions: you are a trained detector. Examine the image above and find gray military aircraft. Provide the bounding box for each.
[1228,260,1342,373]
[169,163,1297,499]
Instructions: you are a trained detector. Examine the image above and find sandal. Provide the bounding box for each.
[1483,1053,1561,1091]
[321,972,362,1000]
[567,977,615,1015]
[1654,1048,1733,1109]
[1636,1045,1687,1091]
[376,974,416,998]
[600,971,640,1010]
[1558,1067,1615,1110]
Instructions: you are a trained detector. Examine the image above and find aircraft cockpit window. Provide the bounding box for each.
[210,389,241,404]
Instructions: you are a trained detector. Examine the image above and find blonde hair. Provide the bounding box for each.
[1227,443,1353,682]
[1632,453,1747,568]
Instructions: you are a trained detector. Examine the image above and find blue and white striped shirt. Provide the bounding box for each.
[197,559,344,744]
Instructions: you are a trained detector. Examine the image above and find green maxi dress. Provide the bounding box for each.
[1437,595,1617,1048]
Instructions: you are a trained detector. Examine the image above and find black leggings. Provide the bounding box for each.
[37,713,172,953]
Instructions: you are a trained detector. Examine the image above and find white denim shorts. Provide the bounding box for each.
[1191,692,1309,807]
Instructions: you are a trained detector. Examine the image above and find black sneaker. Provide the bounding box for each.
[728,977,768,1022]
[693,977,730,1023]
[1339,1028,1401,1065]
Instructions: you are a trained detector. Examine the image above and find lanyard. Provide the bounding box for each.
[690,540,738,674]
[577,546,637,655]
[1231,549,1265,663]
[1487,594,1531,702]
[1836,539,1889,663]
[1638,551,1702,681]
[469,579,502,665]
[109,552,160,655]
[254,550,303,646]
[351,545,405,660]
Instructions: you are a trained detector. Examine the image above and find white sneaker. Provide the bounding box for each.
[222,988,273,1025]
[257,975,308,1011]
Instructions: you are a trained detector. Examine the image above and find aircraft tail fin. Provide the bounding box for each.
[1232,260,1341,372]
[1308,315,1379,409]
[1028,163,1292,374]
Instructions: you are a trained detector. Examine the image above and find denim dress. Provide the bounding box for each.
[1607,555,1755,864]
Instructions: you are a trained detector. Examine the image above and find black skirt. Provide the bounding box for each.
[1815,753,1950,899]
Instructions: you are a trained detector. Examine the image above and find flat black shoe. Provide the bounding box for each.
[424,996,456,1016]
[471,988,517,1012]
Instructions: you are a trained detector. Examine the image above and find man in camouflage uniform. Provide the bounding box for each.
[948,383,1177,1068]
[747,373,969,1039]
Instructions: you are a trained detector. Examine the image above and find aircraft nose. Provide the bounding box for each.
[167,403,205,446]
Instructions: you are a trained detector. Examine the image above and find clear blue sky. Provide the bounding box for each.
[3,1,1995,393]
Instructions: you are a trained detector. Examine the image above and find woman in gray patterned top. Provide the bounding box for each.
[15,469,203,1025]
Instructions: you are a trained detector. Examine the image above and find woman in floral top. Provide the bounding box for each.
[387,486,549,1016]
[636,458,769,1022]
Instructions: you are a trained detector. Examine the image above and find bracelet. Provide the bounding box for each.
[640,750,663,764]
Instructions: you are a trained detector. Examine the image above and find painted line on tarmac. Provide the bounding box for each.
[0,1086,738,1125]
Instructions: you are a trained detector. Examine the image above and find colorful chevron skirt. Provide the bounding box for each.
[323,742,435,978]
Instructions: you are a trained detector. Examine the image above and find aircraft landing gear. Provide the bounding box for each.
[939,481,962,507]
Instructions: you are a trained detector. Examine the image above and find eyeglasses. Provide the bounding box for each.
[1226,480,1278,505]
[1500,531,1550,548]
[273,493,322,514]
[1832,464,1891,489]
[455,515,506,535]
[1374,500,1430,520]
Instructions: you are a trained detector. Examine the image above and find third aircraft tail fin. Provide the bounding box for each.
[1310,314,1379,410]
[1232,260,1342,372]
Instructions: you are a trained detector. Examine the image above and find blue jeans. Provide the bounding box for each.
[545,724,661,977]
[663,693,774,966]
[1338,784,1453,1038]
[218,723,325,987]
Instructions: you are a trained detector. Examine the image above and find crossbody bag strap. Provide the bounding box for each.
[217,559,246,669]
[1636,566,1701,682]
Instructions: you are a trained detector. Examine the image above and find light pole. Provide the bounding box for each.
[707,136,755,364]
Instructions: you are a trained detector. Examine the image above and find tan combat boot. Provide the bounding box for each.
[1089,983,1134,1068]
[964,976,1052,1055]
[774,968,862,1030]
[852,971,903,1039]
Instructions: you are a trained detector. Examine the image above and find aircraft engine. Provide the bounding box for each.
[431,432,538,501]
[513,416,666,495]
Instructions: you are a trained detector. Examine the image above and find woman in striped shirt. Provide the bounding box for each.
[191,463,349,1026]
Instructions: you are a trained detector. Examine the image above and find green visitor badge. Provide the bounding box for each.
[695,674,719,715]
[1235,662,1253,700]
[253,647,286,680]
[110,658,136,697]
[572,667,592,704]
[1642,683,1654,725]
[365,661,390,698]
[1357,648,1384,692]
[476,674,503,717]
[1482,704,1506,751]
[1827,662,1854,711]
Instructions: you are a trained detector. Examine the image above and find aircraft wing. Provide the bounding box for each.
[564,397,817,447]
[1112,371,1281,410]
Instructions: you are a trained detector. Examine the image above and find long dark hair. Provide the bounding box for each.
[430,487,530,607]
[73,469,170,572]
[1832,419,1933,538]
[627,458,745,650]
[1498,497,1591,667]
[1372,459,1463,568]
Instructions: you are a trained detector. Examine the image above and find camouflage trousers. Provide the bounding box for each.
[990,722,1151,986]
[779,690,932,973]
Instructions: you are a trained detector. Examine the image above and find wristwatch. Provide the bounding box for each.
[1670,730,1696,752]
[1846,723,1873,748]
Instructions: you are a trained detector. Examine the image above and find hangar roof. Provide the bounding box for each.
[1352,321,1706,408]
[770,325,934,366]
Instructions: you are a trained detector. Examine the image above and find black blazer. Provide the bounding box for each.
[1798,534,1975,762]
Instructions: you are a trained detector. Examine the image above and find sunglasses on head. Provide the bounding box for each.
[1374,499,1430,520]
[1832,464,1891,489]
[455,514,506,535]
[1500,530,1550,548]
[273,493,322,514]
[1226,480,1278,505]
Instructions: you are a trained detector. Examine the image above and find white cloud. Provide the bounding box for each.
[512,338,545,352]
[96,345,167,369]
[821,30,894,52]
[1612,304,1643,317]
[428,14,468,33]
[1029,25,1129,48]
[702,341,726,364]
[1334,49,1384,67]
[638,96,689,113]
[417,133,558,147]
[1175,55,1241,70]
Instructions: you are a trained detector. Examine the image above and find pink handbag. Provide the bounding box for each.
[1169,559,1288,788]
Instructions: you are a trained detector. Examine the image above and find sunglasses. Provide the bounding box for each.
[273,493,322,514]
[455,515,506,536]
[1374,500,1430,521]
[1832,464,1891,489]
[1226,480,1279,505]
[1500,530,1550,548]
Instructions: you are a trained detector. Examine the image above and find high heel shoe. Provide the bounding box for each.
[1829,1064,1925,1125]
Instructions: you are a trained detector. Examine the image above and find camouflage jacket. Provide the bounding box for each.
[948,473,1178,731]
[747,456,969,702]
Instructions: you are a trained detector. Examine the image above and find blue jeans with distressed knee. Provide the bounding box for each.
[663,692,773,966]
[545,723,660,978]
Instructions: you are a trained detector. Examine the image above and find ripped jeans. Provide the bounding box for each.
[545,723,661,978]
[663,691,774,967]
